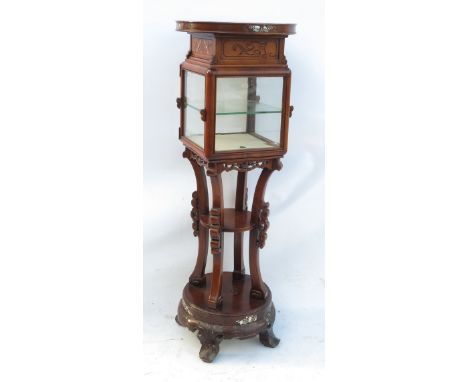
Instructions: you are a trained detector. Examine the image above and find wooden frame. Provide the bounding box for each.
[174,21,295,363]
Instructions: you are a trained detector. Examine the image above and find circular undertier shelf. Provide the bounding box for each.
[199,208,253,232]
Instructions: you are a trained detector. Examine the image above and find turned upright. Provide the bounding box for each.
[174,21,296,363]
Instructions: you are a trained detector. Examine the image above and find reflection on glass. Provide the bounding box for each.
[215,76,283,151]
[184,71,205,148]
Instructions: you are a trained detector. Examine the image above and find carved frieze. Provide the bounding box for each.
[223,160,270,172]
[223,39,278,59]
[183,150,277,174]
[183,149,208,167]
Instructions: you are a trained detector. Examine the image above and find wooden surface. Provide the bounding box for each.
[176,21,296,36]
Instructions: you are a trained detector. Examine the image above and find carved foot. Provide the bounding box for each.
[259,325,280,348]
[199,343,220,363]
[197,330,223,363]
[175,315,183,326]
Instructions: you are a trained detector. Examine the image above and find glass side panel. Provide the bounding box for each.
[184,71,205,148]
[215,76,283,151]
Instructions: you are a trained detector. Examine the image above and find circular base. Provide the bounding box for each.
[177,272,276,340]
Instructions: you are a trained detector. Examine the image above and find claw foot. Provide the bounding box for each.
[197,330,223,363]
[259,325,280,348]
[199,342,220,363]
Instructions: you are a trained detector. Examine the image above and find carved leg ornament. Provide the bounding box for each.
[197,330,223,363]
[209,208,222,256]
[190,191,199,236]
[208,207,223,308]
[257,201,270,249]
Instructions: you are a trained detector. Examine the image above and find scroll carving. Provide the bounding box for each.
[182,150,276,174]
[289,105,294,118]
[232,42,268,57]
[223,40,277,58]
[209,208,222,255]
[183,149,208,167]
[190,191,199,236]
[257,201,270,248]
[223,160,269,172]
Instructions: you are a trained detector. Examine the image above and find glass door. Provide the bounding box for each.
[215,76,284,152]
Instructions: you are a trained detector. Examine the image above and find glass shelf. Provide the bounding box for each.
[187,100,282,115]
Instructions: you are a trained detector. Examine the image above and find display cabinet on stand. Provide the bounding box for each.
[174,21,296,362]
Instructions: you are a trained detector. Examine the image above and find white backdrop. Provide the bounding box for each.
[143,0,324,378]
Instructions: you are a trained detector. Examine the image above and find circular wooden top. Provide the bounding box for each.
[176,21,296,36]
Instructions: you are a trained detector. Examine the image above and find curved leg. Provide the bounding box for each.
[233,172,247,280]
[197,330,223,363]
[183,149,209,286]
[208,169,224,309]
[249,159,282,299]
